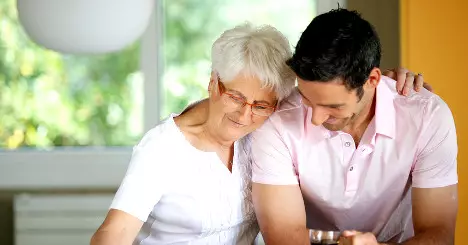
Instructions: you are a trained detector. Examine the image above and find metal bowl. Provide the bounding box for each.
[309,229,341,244]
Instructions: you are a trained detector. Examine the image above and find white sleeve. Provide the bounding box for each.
[109,130,170,222]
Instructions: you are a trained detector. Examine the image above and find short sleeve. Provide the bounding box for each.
[110,128,170,222]
[412,98,458,188]
[251,118,298,185]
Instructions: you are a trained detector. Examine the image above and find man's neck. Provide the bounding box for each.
[343,94,376,145]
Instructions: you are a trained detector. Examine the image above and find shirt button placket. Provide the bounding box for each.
[343,135,358,194]
[346,165,358,194]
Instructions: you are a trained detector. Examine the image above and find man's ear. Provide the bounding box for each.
[365,67,381,89]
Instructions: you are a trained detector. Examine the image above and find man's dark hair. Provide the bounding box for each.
[286,8,381,99]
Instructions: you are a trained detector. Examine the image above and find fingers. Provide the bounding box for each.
[352,233,376,244]
[395,67,409,94]
[340,230,360,245]
[414,73,424,92]
[413,74,434,93]
[384,68,429,95]
[382,69,395,78]
[342,230,360,237]
[402,72,415,96]
[423,82,434,92]
[340,231,378,245]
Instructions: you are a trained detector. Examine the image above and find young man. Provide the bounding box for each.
[251,8,457,245]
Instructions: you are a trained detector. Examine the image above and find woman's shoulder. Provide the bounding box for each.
[135,114,183,150]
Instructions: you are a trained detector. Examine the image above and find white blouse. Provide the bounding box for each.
[110,114,259,245]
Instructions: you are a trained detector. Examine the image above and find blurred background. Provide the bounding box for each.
[0,0,466,244]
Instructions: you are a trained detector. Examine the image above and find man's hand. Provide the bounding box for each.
[383,67,433,95]
[339,185,457,245]
[339,230,381,245]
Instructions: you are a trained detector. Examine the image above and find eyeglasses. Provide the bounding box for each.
[217,77,276,117]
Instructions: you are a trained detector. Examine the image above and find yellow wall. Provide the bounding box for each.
[400,0,468,243]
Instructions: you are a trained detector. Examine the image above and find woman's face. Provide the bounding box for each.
[208,73,278,142]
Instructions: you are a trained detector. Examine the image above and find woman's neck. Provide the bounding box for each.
[202,123,234,150]
[175,99,234,151]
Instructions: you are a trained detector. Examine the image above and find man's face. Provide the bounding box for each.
[297,77,369,131]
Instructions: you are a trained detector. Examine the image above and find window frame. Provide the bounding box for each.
[0,1,164,190]
[0,0,343,190]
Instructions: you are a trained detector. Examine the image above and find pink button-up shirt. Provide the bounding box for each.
[250,77,458,242]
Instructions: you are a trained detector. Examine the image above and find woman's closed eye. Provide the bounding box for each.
[253,104,269,110]
[228,94,245,103]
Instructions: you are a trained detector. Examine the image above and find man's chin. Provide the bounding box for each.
[322,123,345,131]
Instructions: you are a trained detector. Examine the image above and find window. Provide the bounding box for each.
[0,0,143,149]
[0,0,339,188]
[161,0,316,118]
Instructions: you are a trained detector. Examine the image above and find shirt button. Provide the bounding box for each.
[345,142,351,147]
[349,166,354,171]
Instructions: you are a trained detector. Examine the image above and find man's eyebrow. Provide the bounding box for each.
[297,89,311,103]
[297,89,345,108]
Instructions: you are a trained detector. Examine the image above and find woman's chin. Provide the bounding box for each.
[223,126,250,141]
[220,118,256,140]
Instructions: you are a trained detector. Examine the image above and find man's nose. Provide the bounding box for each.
[311,107,329,126]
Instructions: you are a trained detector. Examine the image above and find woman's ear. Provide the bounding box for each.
[208,78,213,92]
[208,71,218,95]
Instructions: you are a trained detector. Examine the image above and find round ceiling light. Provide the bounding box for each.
[17,0,155,54]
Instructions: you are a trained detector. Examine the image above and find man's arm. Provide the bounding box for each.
[402,96,458,245]
[368,186,458,245]
[249,116,310,245]
[398,185,458,245]
[252,183,309,245]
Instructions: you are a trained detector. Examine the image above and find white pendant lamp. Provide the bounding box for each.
[17,0,155,54]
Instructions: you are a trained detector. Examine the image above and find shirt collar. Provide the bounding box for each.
[374,76,396,141]
[317,77,397,145]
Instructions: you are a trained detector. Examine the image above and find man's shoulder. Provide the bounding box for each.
[379,77,455,143]
[268,88,306,123]
[380,77,451,121]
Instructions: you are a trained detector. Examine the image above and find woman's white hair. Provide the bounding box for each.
[211,22,296,100]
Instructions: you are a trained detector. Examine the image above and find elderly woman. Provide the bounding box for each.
[91,23,426,245]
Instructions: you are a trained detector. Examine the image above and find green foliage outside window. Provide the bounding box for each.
[0,0,314,149]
